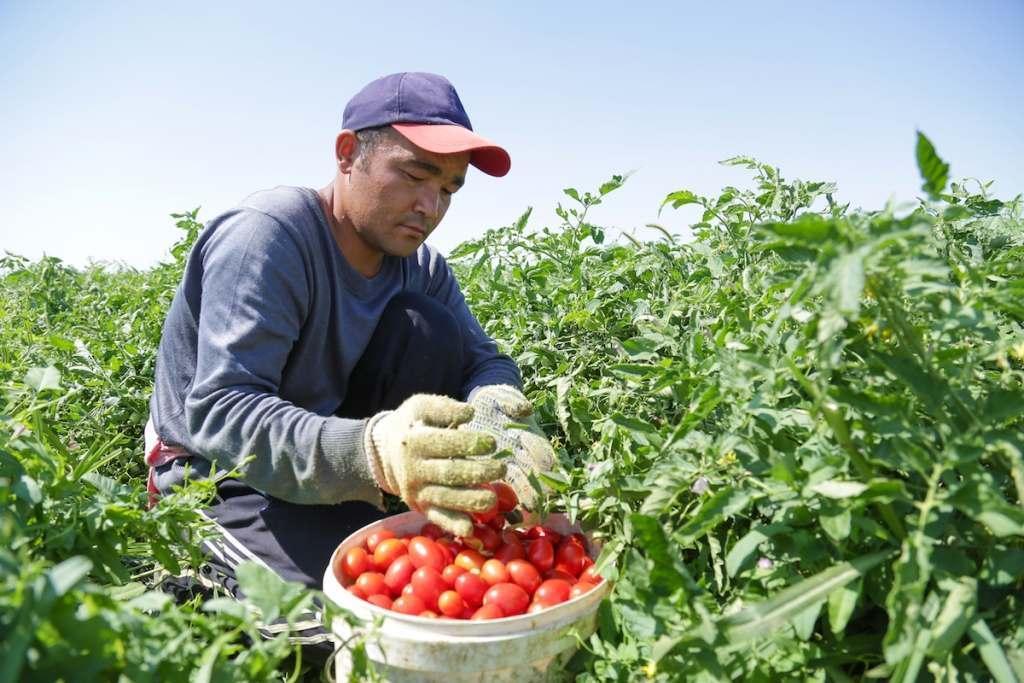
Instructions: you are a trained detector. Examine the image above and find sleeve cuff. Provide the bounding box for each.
[318,417,384,508]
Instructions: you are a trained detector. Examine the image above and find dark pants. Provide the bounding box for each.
[160,292,464,650]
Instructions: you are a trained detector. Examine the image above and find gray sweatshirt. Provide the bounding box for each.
[149,185,521,505]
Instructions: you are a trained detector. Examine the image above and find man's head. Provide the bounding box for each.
[326,73,511,266]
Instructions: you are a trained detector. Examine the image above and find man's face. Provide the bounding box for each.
[341,129,470,258]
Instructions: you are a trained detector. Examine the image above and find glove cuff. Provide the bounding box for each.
[363,410,394,494]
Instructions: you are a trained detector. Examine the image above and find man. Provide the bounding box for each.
[145,73,554,619]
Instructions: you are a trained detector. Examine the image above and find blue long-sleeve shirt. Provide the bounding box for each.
[149,185,521,505]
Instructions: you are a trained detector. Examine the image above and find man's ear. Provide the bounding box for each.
[335,130,359,174]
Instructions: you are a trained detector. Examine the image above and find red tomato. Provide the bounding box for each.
[441,563,466,587]
[487,514,507,531]
[435,538,459,565]
[348,584,366,599]
[384,555,415,595]
[437,590,465,618]
[461,605,476,619]
[527,601,545,614]
[556,540,588,577]
[526,538,555,573]
[505,559,542,594]
[544,568,577,583]
[392,594,426,615]
[420,523,444,540]
[471,603,504,620]
[365,593,393,609]
[473,524,502,553]
[402,582,416,597]
[480,559,510,586]
[579,564,603,584]
[419,610,439,618]
[570,582,596,599]
[355,572,389,598]
[484,582,530,616]
[373,538,407,571]
[534,578,572,606]
[494,541,527,564]
[526,525,562,546]
[410,567,446,611]
[341,547,372,581]
[492,481,519,513]
[454,571,488,608]
[408,536,445,572]
[454,549,486,573]
[364,529,396,554]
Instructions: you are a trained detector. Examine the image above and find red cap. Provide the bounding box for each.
[391,123,511,177]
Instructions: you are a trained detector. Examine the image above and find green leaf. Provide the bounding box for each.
[915,131,949,199]
[24,366,61,392]
[676,487,755,544]
[828,577,862,634]
[928,577,976,660]
[563,187,582,203]
[721,551,891,645]
[834,251,865,316]
[660,190,701,213]
[725,523,789,577]
[628,514,697,597]
[968,618,1019,683]
[763,214,835,242]
[810,480,868,499]
[46,556,93,598]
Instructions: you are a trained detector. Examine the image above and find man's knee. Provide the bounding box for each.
[378,291,461,347]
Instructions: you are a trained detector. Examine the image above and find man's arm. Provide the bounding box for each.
[180,210,381,505]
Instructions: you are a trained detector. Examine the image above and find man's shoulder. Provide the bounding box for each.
[237,186,320,229]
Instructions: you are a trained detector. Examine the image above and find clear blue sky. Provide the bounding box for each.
[1,1,1021,268]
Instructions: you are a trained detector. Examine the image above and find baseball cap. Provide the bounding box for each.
[342,72,511,177]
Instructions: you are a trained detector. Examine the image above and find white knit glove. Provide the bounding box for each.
[464,385,555,511]
[364,394,505,537]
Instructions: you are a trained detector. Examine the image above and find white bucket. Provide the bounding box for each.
[322,511,610,682]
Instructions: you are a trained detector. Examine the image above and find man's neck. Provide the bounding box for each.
[316,183,384,278]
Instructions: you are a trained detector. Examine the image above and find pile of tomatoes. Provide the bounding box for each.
[332,483,603,620]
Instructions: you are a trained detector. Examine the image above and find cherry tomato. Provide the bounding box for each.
[437,590,465,618]
[435,538,459,564]
[480,559,510,586]
[527,601,545,614]
[384,554,415,595]
[484,582,530,616]
[506,559,542,594]
[364,529,396,554]
[494,540,527,564]
[408,536,445,572]
[492,481,518,513]
[580,564,603,584]
[487,514,507,531]
[526,525,561,546]
[544,568,577,583]
[454,549,486,573]
[473,524,502,553]
[454,571,488,608]
[526,538,555,572]
[410,566,446,611]
[420,523,445,540]
[373,538,407,571]
[441,563,467,587]
[402,582,416,597]
[461,604,477,619]
[365,593,393,609]
[534,578,572,606]
[556,540,588,577]
[570,582,596,599]
[348,584,366,599]
[392,594,426,615]
[471,603,505,620]
[355,572,389,598]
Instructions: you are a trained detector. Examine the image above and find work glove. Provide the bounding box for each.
[364,394,505,538]
[464,385,555,512]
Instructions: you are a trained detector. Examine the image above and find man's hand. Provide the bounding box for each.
[365,394,505,537]
[464,385,555,511]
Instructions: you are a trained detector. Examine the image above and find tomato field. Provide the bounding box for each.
[2,133,1022,681]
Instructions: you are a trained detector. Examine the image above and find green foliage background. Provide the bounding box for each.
[2,135,1022,681]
